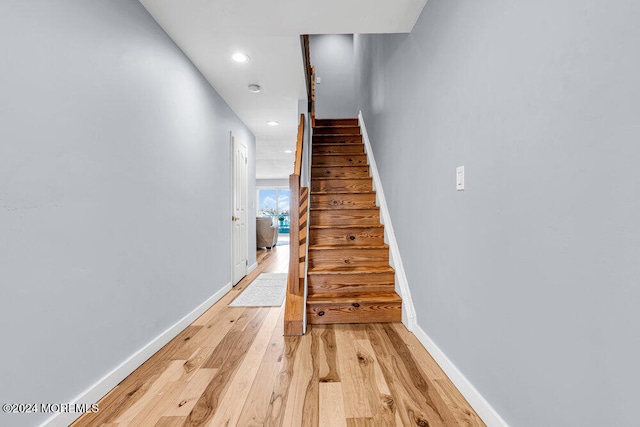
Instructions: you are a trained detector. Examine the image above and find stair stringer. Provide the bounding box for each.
[358,111,417,332]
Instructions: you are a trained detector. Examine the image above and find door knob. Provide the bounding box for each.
[232,216,240,221]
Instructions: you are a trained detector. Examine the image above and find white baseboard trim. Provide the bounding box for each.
[413,324,509,427]
[42,282,233,427]
[358,112,417,332]
[247,262,258,274]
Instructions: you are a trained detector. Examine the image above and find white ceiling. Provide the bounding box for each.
[139,0,427,179]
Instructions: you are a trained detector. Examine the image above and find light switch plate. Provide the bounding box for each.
[456,166,465,191]
[316,76,321,84]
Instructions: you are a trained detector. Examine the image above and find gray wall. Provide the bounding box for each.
[309,34,356,119]
[354,1,640,426]
[0,1,255,425]
[256,179,290,188]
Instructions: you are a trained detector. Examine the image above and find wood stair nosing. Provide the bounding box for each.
[307,265,394,274]
[309,224,383,229]
[310,190,376,196]
[307,292,401,303]
[307,283,396,296]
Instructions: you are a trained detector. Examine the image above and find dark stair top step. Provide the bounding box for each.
[314,118,359,126]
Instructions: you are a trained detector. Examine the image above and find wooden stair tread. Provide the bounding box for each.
[314,118,358,126]
[310,190,375,194]
[309,224,383,229]
[308,266,394,274]
[314,125,360,129]
[309,244,389,250]
[312,142,362,145]
[307,292,401,303]
[310,177,373,181]
[312,152,365,156]
[310,207,377,211]
[312,165,368,168]
[314,133,361,137]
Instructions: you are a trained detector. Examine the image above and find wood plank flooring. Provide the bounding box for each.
[72,245,484,427]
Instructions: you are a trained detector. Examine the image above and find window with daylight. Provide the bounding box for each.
[257,188,290,234]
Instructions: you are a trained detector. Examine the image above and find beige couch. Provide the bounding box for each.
[256,216,278,249]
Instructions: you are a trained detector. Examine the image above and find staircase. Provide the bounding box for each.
[306,118,402,324]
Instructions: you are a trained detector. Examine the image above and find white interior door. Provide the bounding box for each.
[231,135,248,286]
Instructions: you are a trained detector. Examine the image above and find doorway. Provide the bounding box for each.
[231,133,248,286]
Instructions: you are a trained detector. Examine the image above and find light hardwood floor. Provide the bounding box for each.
[73,244,484,427]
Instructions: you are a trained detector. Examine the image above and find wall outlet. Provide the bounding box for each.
[456,166,465,191]
[316,76,321,84]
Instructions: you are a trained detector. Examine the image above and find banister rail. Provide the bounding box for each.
[284,36,315,336]
[294,114,304,177]
[301,34,316,124]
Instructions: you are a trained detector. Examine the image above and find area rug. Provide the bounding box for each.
[229,273,287,307]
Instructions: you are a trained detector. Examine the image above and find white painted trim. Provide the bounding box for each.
[358,112,417,331]
[247,261,258,274]
[42,282,233,427]
[413,324,510,427]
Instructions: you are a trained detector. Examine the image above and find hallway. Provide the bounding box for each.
[73,245,483,426]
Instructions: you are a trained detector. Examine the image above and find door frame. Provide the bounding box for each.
[230,132,248,286]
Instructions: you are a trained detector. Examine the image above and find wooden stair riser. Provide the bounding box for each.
[311,178,372,193]
[310,226,384,246]
[312,144,364,155]
[308,247,390,269]
[312,154,367,167]
[311,193,376,210]
[307,300,402,324]
[313,126,360,135]
[313,135,363,144]
[314,118,359,127]
[308,271,395,295]
[312,166,370,179]
[310,208,381,226]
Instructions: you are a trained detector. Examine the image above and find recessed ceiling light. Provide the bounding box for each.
[267,121,279,126]
[231,52,250,63]
[248,84,261,93]
[284,150,293,154]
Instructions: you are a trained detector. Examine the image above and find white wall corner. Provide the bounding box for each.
[412,324,510,427]
[41,282,233,427]
[358,111,417,332]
